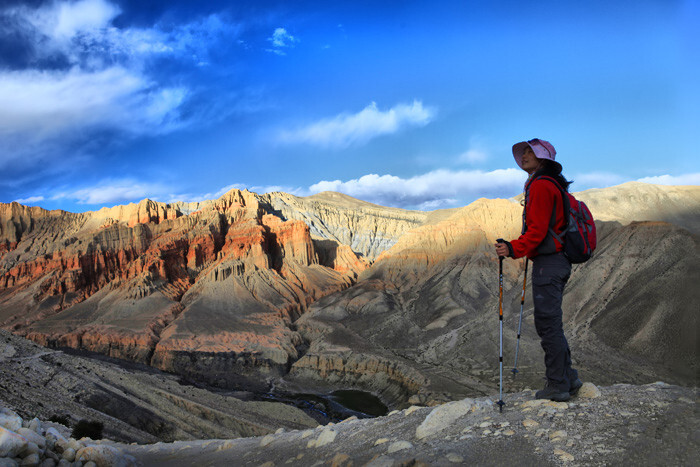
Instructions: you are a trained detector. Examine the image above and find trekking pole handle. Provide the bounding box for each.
[496,238,507,259]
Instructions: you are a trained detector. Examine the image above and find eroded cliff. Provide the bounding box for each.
[0,189,370,390]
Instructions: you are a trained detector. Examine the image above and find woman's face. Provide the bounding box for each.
[520,147,543,174]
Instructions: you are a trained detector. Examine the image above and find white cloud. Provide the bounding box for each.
[17,0,120,46]
[416,198,459,210]
[636,173,700,185]
[0,67,186,137]
[14,196,45,205]
[279,101,436,148]
[0,1,239,168]
[52,179,172,205]
[53,0,121,38]
[309,168,526,209]
[14,1,236,68]
[268,27,298,48]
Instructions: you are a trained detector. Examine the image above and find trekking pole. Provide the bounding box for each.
[496,241,506,412]
[511,258,528,376]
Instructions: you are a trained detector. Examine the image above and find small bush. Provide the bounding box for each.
[71,419,103,440]
[48,414,71,427]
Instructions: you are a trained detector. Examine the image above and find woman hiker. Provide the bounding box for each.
[494,138,583,402]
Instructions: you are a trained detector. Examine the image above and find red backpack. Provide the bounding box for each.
[535,176,597,263]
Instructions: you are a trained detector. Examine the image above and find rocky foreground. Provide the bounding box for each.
[2,382,697,466]
[0,409,137,467]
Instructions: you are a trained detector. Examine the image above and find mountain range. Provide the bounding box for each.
[1,182,698,415]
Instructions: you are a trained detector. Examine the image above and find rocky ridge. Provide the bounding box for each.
[3,381,696,466]
[575,182,700,234]
[260,191,444,261]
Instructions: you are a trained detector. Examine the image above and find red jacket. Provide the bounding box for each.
[510,177,567,259]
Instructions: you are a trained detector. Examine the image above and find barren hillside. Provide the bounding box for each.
[1,183,698,411]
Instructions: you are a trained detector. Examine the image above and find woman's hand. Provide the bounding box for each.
[494,241,510,258]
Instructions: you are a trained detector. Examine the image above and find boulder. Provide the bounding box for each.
[76,445,134,467]
[43,428,66,448]
[17,429,45,450]
[28,419,41,434]
[0,457,19,466]
[416,398,492,440]
[61,447,76,462]
[0,426,28,458]
[307,428,337,448]
[20,442,39,457]
[19,453,40,466]
[387,441,413,453]
[578,383,602,399]
[259,435,275,447]
[0,409,23,432]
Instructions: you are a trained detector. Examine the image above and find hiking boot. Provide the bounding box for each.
[569,378,583,397]
[535,382,570,402]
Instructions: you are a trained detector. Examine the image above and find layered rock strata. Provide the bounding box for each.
[0,190,368,390]
[259,191,450,261]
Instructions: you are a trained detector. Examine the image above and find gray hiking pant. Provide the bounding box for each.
[532,252,579,392]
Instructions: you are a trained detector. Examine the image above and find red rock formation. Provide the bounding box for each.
[0,189,367,389]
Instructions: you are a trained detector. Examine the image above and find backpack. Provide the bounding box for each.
[527,176,597,263]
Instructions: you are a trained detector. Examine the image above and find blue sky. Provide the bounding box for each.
[1,0,697,212]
